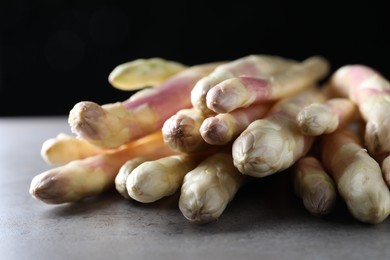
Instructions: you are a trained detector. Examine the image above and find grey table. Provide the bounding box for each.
[1,116,389,260]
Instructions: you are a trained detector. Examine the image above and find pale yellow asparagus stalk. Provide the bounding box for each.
[108,57,187,90]
[162,108,212,153]
[40,133,106,164]
[191,55,298,116]
[206,56,330,113]
[126,154,202,203]
[115,157,150,199]
[29,132,176,204]
[179,152,247,224]
[321,128,390,224]
[232,89,325,177]
[293,156,337,216]
[200,103,271,145]
[296,97,358,136]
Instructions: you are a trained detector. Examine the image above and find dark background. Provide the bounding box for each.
[1,1,389,116]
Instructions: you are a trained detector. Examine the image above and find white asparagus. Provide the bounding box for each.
[232,89,325,177]
[191,55,298,115]
[179,153,247,224]
[296,98,358,136]
[127,154,200,203]
[321,128,390,224]
[293,156,337,216]
[115,157,150,199]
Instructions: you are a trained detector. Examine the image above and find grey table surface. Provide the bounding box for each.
[1,116,389,260]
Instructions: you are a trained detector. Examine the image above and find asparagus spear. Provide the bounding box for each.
[126,154,201,203]
[232,89,325,177]
[191,55,298,116]
[206,56,329,113]
[179,152,247,224]
[30,132,176,204]
[108,57,188,90]
[321,128,390,224]
[69,62,221,149]
[296,97,359,136]
[293,156,337,216]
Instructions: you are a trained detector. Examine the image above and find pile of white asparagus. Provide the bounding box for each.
[30,56,390,224]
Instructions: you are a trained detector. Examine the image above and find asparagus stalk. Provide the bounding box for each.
[108,57,188,90]
[179,152,247,224]
[232,89,325,177]
[293,156,337,216]
[69,62,221,149]
[296,97,358,136]
[199,103,271,145]
[330,65,390,157]
[41,133,104,164]
[206,56,330,113]
[30,132,176,204]
[191,55,298,116]
[115,157,150,199]
[126,154,201,203]
[321,128,390,224]
[162,108,212,153]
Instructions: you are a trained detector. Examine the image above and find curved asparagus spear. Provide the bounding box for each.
[296,97,358,136]
[30,132,176,204]
[108,57,188,90]
[191,55,298,116]
[232,89,325,177]
[179,152,247,224]
[293,156,337,216]
[207,56,330,113]
[69,62,221,149]
[321,128,390,224]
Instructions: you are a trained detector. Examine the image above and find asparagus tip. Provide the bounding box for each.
[68,101,107,140]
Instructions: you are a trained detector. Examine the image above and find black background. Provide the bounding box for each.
[1,0,389,116]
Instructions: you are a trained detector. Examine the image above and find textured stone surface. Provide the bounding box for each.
[1,117,389,260]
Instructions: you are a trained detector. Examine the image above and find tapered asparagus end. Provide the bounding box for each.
[206,77,269,113]
[200,117,230,145]
[68,101,133,149]
[365,117,390,156]
[179,185,227,224]
[162,111,205,153]
[232,126,287,177]
[126,162,171,203]
[302,181,337,216]
[29,169,69,204]
[68,101,107,141]
[296,103,338,136]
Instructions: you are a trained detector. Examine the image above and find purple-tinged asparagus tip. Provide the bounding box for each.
[200,117,230,145]
[68,101,107,140]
